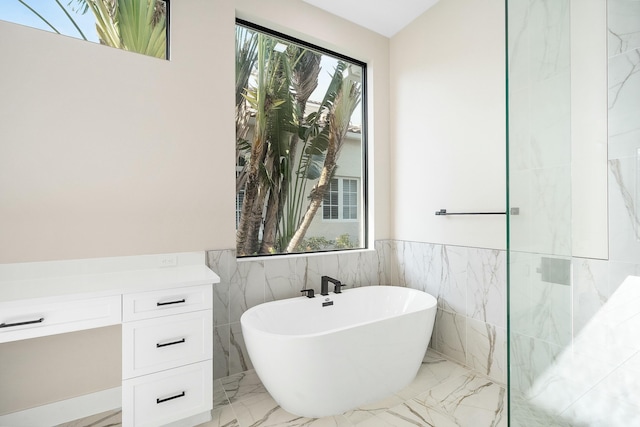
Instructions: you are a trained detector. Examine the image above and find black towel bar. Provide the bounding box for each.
[435,209,507,216]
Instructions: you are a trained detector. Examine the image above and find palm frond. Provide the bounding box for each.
[118,0,166,58]
[17,0,61,34]
[87,0,122,49]
[67,0,90,14]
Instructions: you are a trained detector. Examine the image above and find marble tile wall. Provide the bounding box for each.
[507,2,640,424]
[206,240,507,385]
[608,0,640,265]
[206,246,380,380]
[385,240,507,384]
[506,0,575,420]
[507,0,572,258]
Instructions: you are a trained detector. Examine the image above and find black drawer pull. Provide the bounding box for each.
[156,298,186,307]
[0,318,45,328]
[156,338,186,348]
[156,391,185,404]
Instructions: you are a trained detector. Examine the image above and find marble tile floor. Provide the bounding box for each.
[205,349,506,427]
[57,350,507,427]
[55,409,121,427]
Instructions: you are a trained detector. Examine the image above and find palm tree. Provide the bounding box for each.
[86,0,167,58]
[236,32,291,256]
[19,0,167,59]
[235,26,362,256]
[285,76,361,252]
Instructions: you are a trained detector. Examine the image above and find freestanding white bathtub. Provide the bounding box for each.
[240,285,437,418]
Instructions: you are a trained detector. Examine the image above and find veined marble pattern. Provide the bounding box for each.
[389,241,506,383]
[509,167,572,257]
[230,260,266,324]
[56,409,121,427]
[467,249,505,328]
[207,250,234,327]
[506,0,640,425]
[203,350,505,427]
[518,276,640,426]
[609,157,640,264]
[608,0,640,266]
[508,0,572,258]
[56,352,500,427]
[510,392,573,427]
[508,0,571,171]
[572,258,610,335]
[207,242,507,385]
[508,0,571,86]
[436,245,467,315]
[207,246,394,381]
[264,256,307,302]
[607,0,640,142]
[608,49,640,141]
[334,249,378,288]
[374,240,397,286]
[58,242,507,426]
[508,332,563,396]
[509,251,572,347]
[434,309,467,366]
[608,0,640,57]
[467,318,506,383]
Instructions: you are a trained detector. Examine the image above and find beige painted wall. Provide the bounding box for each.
[0,326,121,415]
[0,0,236,263]
[0,0,390,265]
[389,0,507,250]
[0,0,390,414]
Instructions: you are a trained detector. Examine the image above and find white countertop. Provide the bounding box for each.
[0,252,220,304]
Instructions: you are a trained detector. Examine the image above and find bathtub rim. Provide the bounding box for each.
[241,285,437,339]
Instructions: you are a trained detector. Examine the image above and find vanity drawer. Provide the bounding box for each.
[122,361,213,427]
[122,285,212,322]
[122,310,213,379]
[0,295,121,343]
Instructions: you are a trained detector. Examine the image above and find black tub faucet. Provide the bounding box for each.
[321,275,342,296]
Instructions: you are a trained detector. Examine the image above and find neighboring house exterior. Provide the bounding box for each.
[236,109,364,251]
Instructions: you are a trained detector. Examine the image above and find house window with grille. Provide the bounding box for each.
[323,178,358,221]
[323,179,339,220]
[342,179,358,220]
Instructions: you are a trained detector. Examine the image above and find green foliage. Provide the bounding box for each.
[118,0,167,58]
[67,0,90,15]
[335,233,357,249]
[295,234,357,252]
[20,0,167,58]
[235,24,362,256]
[296,236,334,252]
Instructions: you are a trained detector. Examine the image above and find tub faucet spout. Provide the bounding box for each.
[321,275,341,296]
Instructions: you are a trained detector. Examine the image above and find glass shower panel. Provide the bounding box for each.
[507,0,573,425]
[509,0,640,425]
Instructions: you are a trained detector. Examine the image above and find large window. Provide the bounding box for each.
[0,0,169,60]
[235,20,367,256]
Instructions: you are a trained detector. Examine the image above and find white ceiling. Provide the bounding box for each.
[301,0,440,38]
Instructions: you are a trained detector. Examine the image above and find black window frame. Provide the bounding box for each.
[235,18,369,257]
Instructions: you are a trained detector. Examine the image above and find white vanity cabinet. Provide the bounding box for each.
[0,294,122,343]
[121,285,213,427]
[0,252,218,427]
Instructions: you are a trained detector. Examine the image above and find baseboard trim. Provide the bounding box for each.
[0,387,121,427]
